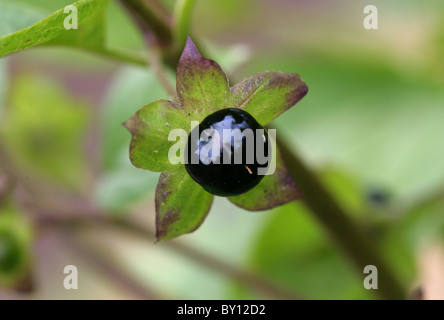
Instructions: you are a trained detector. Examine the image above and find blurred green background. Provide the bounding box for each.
[0,0,444,299]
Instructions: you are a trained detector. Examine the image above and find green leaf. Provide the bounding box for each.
[48,0,108,50]
[230,71,308,125]
[397,198,444,250]
[0,0,108,58]
[176,37,230,117]
[124,100,189,173]
[229,146,300,211]
[0,59,7,120]
[320,168,364,216]
[0,75,89,190]
[0,229,22,276]
[249,53,444,203]
[156,165,214,241]
[172,0,196,53]
[0,205,33,287]
[105,0,146,52]
[377,224,416,290]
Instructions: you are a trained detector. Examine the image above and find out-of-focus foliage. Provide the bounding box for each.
[0,60,6,119]
[0,205,33,287]
[247,203,373,299]
[233,168,416,300]
[0,76,89,190]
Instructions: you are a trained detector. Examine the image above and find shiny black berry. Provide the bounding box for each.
[185,108,270,197]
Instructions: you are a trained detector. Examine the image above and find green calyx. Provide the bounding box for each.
[125,37,308,241]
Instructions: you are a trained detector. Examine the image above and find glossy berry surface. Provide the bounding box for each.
[185,108,270,197]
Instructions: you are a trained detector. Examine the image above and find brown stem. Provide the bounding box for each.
[119,0,173,48]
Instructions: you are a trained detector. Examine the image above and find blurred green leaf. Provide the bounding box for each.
[0,232,21,274]
[244,203,374,299]
[49,0,108,51]
[0,205,33,287]
[371,198,444,288]
[0,1,46,37]
[205,42,251,75]
[319,167,364,216]
[377,224,416,289]
[0,59,7,120]
[250,53,444,202]
[3,0,78,13]
[0,75,89,190]
[105,0,145,52]
[397,198,444,251]
[172,0,196,55]
[1,0,146,55]
[194,0,253,35]
[94,147,158,211]
[0,0,108,58]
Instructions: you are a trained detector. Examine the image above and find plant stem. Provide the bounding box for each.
[119,0,173,48]
[172,0,196,55]
[150,46,177,99]
[119,0,178,96]
[277,137,406,300]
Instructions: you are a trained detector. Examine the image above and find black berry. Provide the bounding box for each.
[185,108,270,197]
